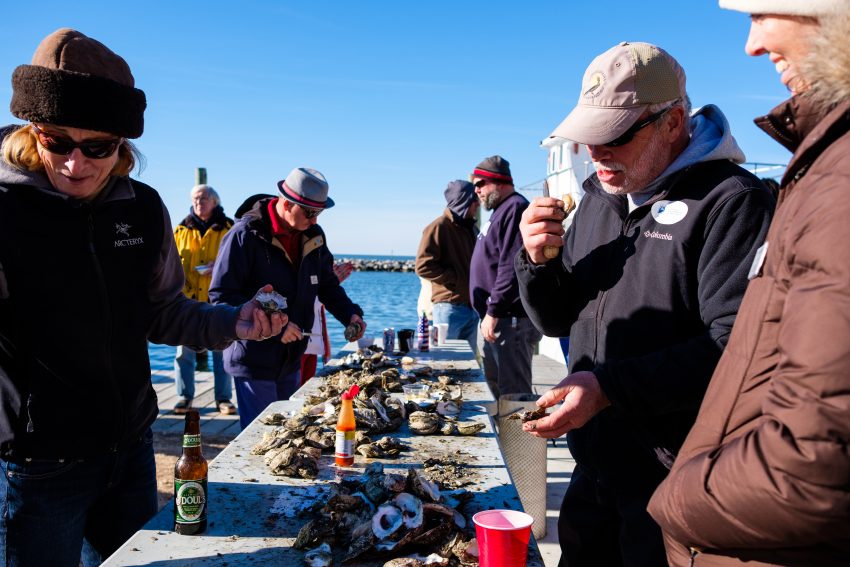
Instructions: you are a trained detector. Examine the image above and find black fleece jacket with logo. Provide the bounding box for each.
[515,160,774,488]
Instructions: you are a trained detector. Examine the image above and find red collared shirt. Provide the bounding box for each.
[268,198,301,266]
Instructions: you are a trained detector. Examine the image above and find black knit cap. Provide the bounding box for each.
[472,155,512,184]
[10,28,146,138]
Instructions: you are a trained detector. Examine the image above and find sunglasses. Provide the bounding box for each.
[603,103,678,147]
[300,204,323,219]
[31,124,123,159]
[473,179,492,189]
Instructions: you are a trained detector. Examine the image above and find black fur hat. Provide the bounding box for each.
[10,28,146,138]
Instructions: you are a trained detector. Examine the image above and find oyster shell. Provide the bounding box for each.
[354,408,380,432]
[408,411,440,435]
[250,429,291,455]
[264,446,319,479]
[456,421,486,436]
[283,414,311,432]
[259,412,288,425]
[372,504,404,540]
[254,290,287,314]
[344,321,363,342]
[383,473,407,493]
[293,516,334,549]
[304,542,333,567]
[407,468,441,502]
[507,406,548,422]
[357,436,407,459]
[435,400,461,417]
[393,492,423,529]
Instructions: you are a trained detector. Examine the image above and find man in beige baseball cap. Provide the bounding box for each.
[515,41,775,566]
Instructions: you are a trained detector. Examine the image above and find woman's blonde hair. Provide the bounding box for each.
[1,124,142,177]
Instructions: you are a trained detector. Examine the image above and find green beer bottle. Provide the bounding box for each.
[174,409,208,534]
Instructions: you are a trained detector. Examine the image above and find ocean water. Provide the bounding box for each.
[148,261,421,371]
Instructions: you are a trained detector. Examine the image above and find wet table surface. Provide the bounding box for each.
[103,341,542,566]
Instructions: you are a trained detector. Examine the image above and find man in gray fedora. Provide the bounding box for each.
[210,167,366,429]
[515,42,774,566]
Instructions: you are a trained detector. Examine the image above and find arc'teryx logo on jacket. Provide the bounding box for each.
[114,221,144,247]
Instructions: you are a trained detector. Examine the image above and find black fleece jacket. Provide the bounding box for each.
[516,160,774,486]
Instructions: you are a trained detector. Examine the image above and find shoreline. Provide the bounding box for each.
[337,257,415,272]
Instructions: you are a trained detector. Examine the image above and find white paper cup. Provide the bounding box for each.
[436,323,449,346]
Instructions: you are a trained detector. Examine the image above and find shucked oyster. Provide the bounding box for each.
[254,290,287,314]
[507,406,548,422]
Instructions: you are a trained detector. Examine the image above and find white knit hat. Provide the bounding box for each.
[719,0,845,16]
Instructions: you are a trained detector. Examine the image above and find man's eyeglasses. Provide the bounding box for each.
[603,103,678,147]
[300,205,323,219]
[31,124,123,159]
[473,179,492,189]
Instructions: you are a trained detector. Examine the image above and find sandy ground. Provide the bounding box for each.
[152,432,231,511]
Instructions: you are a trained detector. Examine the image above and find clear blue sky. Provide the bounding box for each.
[0,1,793,256]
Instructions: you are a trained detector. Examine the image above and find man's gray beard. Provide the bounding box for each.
[483,189,502,210]
[597,130,670,196]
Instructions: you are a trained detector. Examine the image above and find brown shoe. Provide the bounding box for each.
[173,398,192,414]
[216,399,237,415]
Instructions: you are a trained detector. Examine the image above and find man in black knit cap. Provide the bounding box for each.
[468,155,542,399]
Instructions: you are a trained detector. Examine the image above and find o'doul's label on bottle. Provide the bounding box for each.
[175,478,207,524]
[335,430,355,459]
[183,434,201,448]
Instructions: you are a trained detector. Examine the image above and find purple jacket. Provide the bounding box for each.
[469,191,529,319]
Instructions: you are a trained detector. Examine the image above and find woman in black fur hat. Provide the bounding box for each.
[0,29,286,566]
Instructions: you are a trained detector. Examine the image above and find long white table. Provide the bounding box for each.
[104,340,543,566]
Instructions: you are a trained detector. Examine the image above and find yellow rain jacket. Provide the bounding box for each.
[174,207,234,302]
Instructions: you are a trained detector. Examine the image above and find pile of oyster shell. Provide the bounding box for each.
[250,350,484,479]
[294,462,479,566]
[252,406,410,478]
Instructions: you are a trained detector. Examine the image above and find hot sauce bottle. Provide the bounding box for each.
[335,384,359,466]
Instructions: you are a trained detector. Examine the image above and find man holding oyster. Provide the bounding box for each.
[210,167,365,429]
[514,42,774,566]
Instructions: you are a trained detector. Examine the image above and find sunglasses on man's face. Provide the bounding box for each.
[300,205,323,219]
[473,179,492,189]
[603,103,677,147]
[31,124,123,159]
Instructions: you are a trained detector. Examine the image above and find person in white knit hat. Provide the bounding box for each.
[649,2,850,566]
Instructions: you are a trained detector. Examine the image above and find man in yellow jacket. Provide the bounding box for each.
[173,184,236,414]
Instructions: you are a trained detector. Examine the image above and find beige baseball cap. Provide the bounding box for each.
[549,41,686,145]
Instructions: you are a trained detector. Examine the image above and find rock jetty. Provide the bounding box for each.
[337,257,415,272]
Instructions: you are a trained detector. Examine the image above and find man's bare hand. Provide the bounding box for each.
[520,196,567,265]
[522,371,611,438]
[480,314,499,343]
[347,314,367,340]
[280,322,303,344]
[235,285,288,340]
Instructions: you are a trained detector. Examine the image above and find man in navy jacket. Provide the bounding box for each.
[515,42,774,566]
[211,167,365,428]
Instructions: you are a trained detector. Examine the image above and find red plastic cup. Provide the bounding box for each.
[473,509,534,567]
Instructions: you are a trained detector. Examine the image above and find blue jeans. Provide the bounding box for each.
[175,345,232,401]
[233,370,301,430]
[431,302,478,353]
[0,429,158,567]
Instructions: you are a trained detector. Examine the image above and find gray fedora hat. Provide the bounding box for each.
[276,167,335,209]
